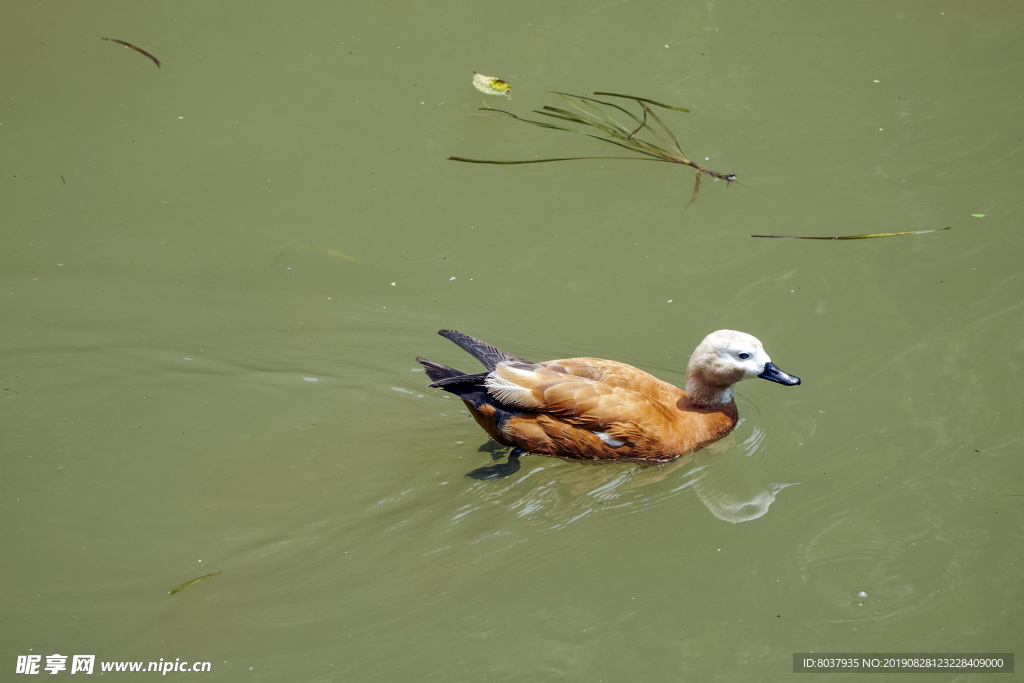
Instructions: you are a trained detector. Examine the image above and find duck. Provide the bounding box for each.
[416,329,800,462]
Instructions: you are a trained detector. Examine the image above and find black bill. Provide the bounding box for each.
[758,361,801,386]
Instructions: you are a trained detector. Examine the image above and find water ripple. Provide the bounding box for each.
[795,512,987,624]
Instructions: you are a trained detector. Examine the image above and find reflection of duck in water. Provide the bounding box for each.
[417,329,800,468]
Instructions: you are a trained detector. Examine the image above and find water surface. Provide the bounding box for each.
[2,1,1022,681]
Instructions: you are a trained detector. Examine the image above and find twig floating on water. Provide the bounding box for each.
[101,37,161,69]
[751,227,951,240]
[447,155,659,164]
[168,571,221,596]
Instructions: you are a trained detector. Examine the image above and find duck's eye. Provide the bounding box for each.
[738,352,750,360]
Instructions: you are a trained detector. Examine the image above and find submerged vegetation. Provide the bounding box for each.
[449,91,735,206]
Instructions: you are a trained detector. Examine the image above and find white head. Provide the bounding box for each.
[685,330,800,406]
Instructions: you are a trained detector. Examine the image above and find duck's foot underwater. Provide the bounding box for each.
[465,448,525,480]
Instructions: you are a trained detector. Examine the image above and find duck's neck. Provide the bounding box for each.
[684,378,735,407]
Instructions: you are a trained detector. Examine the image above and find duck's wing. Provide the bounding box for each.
[483,358,692,458]
[485,358,681,429]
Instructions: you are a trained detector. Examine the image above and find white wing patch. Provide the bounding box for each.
[485,364,542,408]
[595,431,626,448]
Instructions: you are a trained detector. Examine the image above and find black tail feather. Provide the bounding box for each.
[416,356,489,389]
[418,330,530,402]
[437,329,529,371]
[415,357,465,384]
[428,372,489,389]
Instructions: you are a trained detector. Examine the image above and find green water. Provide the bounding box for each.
[3,1,1022,681]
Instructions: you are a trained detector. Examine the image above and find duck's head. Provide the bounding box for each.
[685,330,800,406]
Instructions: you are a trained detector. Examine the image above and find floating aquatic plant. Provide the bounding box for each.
[751,227,951,240]
[168,571,221,596]
[449,91,735,205]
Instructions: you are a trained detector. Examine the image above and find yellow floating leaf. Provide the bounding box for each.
[472,72,511,98]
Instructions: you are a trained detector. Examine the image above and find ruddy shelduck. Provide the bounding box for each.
[417,329,800,462]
